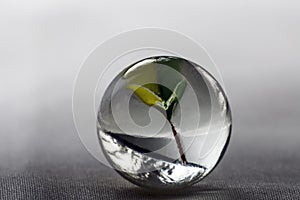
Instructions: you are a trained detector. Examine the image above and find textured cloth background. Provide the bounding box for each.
[0,139,299,200]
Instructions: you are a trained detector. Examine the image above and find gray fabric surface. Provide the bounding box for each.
[1,142,299,200]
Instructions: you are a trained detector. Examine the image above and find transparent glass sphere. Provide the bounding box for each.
[97,56,231,190]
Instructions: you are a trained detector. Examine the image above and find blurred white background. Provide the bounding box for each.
[0,0,299,169]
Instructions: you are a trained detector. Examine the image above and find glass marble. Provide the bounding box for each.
[97,56,231,190]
